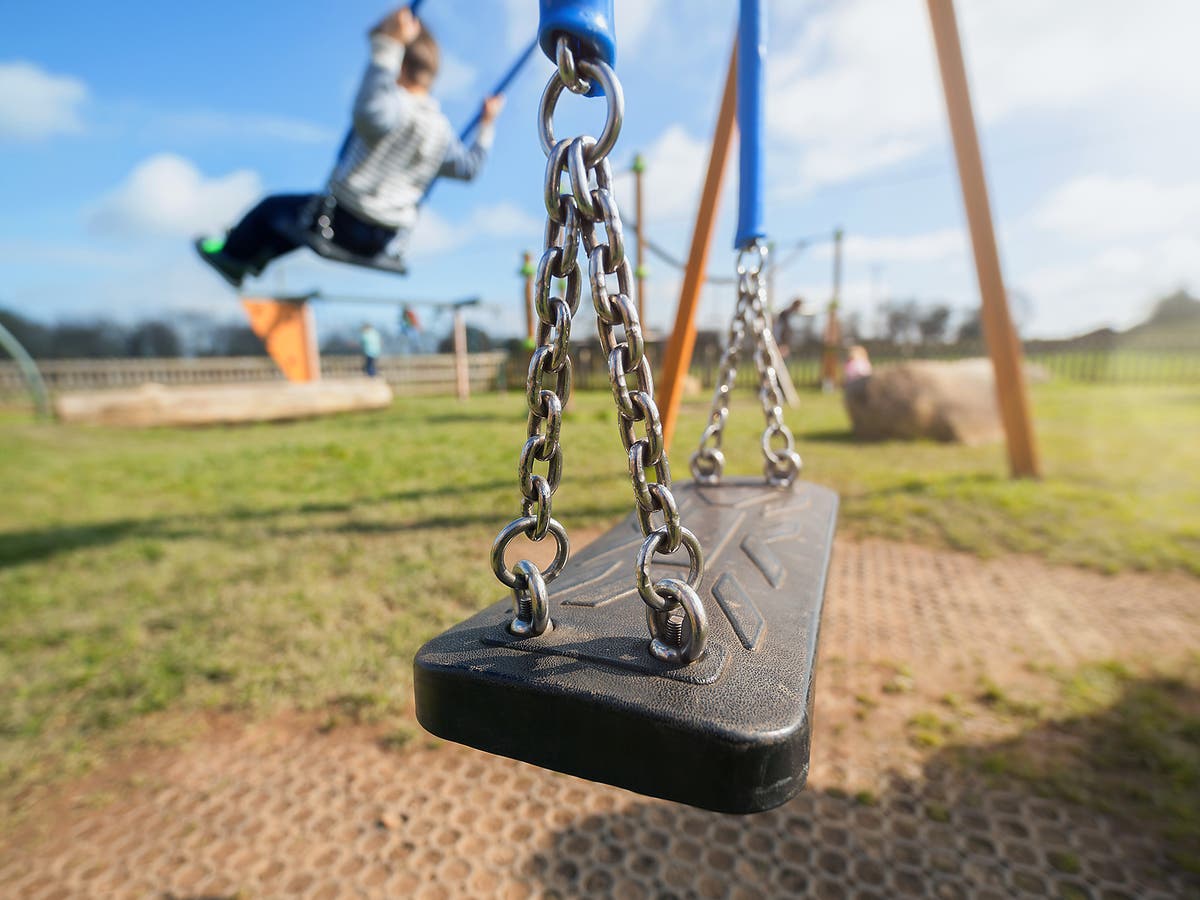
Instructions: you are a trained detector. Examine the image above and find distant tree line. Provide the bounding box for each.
[0,307,268,359]
[3,290,1195,361]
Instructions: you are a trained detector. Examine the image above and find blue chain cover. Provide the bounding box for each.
[539,0,616,97]
[736,0,767,248]
[414,479,838,814]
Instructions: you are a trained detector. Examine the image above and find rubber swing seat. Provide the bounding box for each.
[414,478,838,814]
[302,231,409,276]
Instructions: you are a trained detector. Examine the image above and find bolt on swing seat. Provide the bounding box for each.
[415,0,835,814]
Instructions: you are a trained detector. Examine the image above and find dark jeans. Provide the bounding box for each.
[363,355,378,378]
[223,193,397,270]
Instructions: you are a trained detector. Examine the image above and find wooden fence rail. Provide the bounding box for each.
[0,353,509,404]
[2,345,1196,408]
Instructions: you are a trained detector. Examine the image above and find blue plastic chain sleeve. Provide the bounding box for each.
[539,0,616,98]
[735,0,767,249]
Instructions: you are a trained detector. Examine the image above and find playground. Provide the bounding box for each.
[2,383,1199,896]
[3,0,1200,896]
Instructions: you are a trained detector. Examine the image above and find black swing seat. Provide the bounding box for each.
[414,478,838,814]
[302,229,409,276]
[275,198,410,276]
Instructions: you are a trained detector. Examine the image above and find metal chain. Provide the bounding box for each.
[690,240,802,487]
[491,38,707,665]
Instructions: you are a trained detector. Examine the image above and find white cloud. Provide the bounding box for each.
[88,154,262,238]
[409,202,542,258]
[767,0,1200,188]
[767,0,943,187]
[501,0,539,53]
[466,202,543,237]
[437,52,477,101]
[815,228,967,264]
[0,61,87,140]
[620,125,709,222]
[1024,235,1200,334]
[157,111,335,144]
[1032,175,1200,242]
[615,0,663,53]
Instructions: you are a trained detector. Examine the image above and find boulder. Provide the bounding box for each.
[843,358,1003,445]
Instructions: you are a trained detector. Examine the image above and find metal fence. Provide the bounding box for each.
[0,353,509,404]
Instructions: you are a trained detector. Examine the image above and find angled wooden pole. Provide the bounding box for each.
[927,0,1039,478]
[658,36,739,452]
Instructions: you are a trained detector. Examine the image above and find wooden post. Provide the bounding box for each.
[453,307,469,401]
[657,36,739,452]
[926,0,1039,478]
[832,227,843,306]
[520,251,536,343]
[820,229,843,391]
[632,154,648,329]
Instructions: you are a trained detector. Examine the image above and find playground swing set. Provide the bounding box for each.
[411,0,838,815]
[412,0,1040,814]
[13,0,1039,812]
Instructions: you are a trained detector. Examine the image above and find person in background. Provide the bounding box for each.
[194,5,505,288]
[844,344,873,383]
[774,297,807,356]
[361,324,383,377]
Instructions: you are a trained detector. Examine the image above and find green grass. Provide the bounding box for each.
[0,382,1197,809]
[952,657,1200,875]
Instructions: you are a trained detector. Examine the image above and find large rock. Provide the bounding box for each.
[843,359,1003,444]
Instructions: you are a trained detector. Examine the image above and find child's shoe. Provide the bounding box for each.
[193,236,247,289]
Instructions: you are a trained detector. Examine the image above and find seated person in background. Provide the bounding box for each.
[844,345,873,383]
[195,6,505,288]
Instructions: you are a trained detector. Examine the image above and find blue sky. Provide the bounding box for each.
[1,0,1195,340]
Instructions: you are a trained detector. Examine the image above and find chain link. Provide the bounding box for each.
[690,240,802,487]
[492,39,707,665]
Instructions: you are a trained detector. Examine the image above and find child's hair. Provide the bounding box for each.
[401,26,439,87]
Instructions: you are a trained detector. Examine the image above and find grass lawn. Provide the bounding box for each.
[0,381,1196,810]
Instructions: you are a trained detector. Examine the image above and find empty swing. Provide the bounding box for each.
[414,0,837,815]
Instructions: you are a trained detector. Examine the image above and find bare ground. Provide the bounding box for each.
[1,536,1197,899]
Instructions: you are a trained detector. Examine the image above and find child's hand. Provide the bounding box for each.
[373,7,421,45]
[481,95,506,124]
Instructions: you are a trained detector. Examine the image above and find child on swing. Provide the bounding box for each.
[196,6,505,288]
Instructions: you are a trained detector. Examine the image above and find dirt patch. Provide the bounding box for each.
[2,537,1197,898]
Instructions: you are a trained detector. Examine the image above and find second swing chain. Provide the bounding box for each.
[690,240,802,488]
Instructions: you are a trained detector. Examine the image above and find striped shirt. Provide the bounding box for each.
[329,35,494,232]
